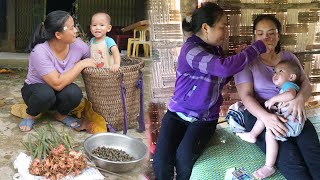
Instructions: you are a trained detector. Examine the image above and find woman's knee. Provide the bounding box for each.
[243,110,257,131]
[25,85,56,116]
[276,160,312,180]
[58,83,83,102]
[33,85,56,105]
[275,140,313,179]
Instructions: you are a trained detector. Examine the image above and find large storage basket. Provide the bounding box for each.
[82,57,145,133]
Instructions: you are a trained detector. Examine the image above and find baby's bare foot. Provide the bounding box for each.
[253,165,276,179]
[236,132,257,143]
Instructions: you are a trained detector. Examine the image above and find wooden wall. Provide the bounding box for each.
[77,0,147,30]
[15,0,45,51]
[13,0,147,51]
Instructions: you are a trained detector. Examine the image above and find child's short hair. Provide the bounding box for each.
[278,60,301,85]
[92,12,111,24]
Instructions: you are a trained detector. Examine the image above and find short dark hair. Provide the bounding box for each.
[182,2,224,34]
[278,60,301,85]
[253,14,282,54]
[91,12,112,24]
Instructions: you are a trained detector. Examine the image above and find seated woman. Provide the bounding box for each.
[19,10,96,132]
[234,14,320,179]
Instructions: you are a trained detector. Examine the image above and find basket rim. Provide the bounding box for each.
[82,57,144,74]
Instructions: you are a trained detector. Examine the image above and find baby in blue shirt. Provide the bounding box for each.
[237,60,304,179]
[89,12,120,71]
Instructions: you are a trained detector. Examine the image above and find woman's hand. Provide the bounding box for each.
[235,44,247,54]
[42,58,96,91]
[260,112,288,138]
[79,58,97,69]
[280,95,306,124]
[236,82,288,137]
[260,38,274,53]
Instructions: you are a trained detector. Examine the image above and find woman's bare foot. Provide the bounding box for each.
[253,165,276,179]
[236,132,257,143]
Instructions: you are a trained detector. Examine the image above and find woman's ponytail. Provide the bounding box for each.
[25,22,46,52]
[25,10,70,52]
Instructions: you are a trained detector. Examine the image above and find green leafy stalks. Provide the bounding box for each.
[21,123,74,159]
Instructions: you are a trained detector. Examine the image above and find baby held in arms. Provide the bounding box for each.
[237,60,304,179]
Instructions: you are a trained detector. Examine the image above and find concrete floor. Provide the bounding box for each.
[0,52,153,179]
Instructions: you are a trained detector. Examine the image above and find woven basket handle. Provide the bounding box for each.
[136,70,145,132]
[119,72,128,134]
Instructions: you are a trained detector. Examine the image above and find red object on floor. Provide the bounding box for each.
[109,34,133,51]
[147,102,166,154]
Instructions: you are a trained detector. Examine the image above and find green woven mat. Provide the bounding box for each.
[309,116,320,140]
[190,128,285,180]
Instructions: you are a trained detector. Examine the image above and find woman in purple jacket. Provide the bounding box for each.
[234,14,320,179]
[152,2,271,180]
[19,10,96,132]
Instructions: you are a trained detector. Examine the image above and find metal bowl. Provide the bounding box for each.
[83,132,148,173]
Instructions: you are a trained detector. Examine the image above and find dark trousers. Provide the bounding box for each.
[153,110,217,180]
[21,83,83,116]
[243,110,320,180]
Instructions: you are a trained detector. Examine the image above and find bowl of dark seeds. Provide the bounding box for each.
[83,132,148,173]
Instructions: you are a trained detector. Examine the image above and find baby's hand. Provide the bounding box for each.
[110,64,120,72]
[265,99,275,110]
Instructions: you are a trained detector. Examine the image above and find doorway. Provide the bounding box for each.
[46,0,75,15]
[0,0,7,39]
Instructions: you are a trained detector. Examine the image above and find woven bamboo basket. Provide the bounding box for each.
[81,57,145,132]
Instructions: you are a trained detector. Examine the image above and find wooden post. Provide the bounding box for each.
[6,0,15,51]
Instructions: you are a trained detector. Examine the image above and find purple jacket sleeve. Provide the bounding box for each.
[185,40,266,78]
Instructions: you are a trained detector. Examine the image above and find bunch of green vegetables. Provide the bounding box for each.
[21,123,74,159]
